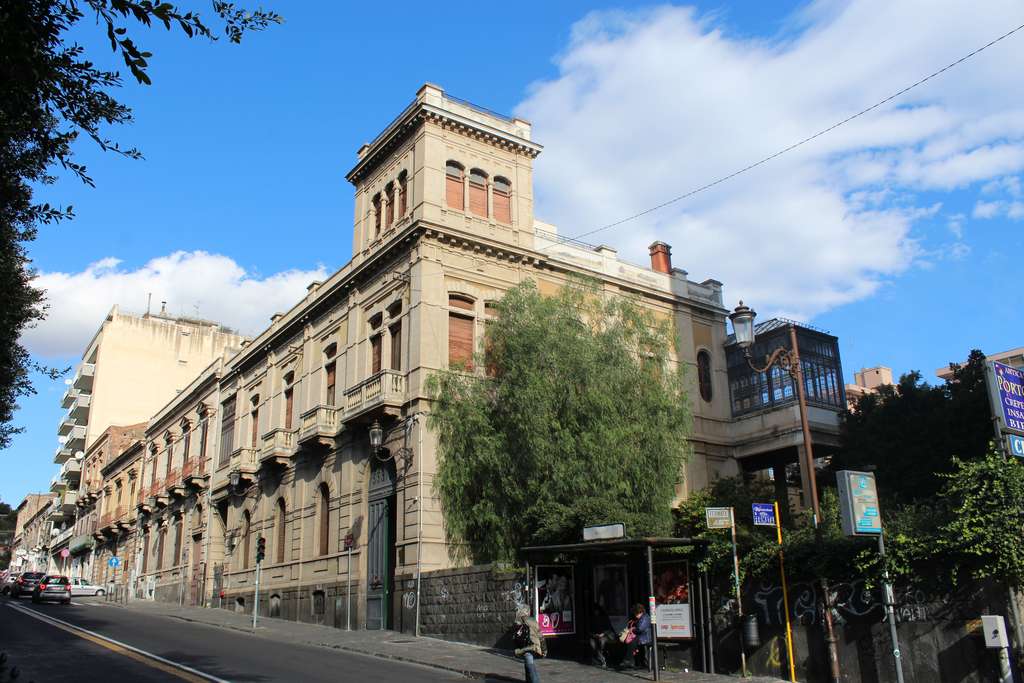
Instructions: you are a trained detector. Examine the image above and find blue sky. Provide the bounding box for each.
[4,1,1023,503]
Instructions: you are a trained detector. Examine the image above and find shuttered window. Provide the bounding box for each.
[445,162,463,210]
[219,397,236,468]
[141,532,149,573]
[389,323,402,371]
[284,387,294,430]
[385,184,394,228]
[325,363,336,407]
[318,484,330,556]
[469,169,487,217]
[242,512,251,569]
[493,177,511,224]
[372,194,382,236]
[156,529,166,571]
[276,499,287,564]
[198,419,208,462]
[449,314,474,369]
[250,405,259,447]
[371,334,382,374]
[173,520,183,566]
[398,172,408,216]
[182,429,191,464]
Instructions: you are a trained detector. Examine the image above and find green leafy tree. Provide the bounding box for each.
[834,350,991,504]
[427,279,692,564]
[0,0,281,449]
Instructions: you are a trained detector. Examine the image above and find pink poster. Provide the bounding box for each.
[535,565,575,636]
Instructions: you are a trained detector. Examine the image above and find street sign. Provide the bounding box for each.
[1008,434,1024,459]
[836,470,882,536]
[705,507,733,530]
[59,548,70,559]
[752,503,776,526]
[987,361,1024,435]
[108,556,121,568]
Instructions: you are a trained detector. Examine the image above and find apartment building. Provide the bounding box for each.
[120,84,846,631]
[10,493,52,572]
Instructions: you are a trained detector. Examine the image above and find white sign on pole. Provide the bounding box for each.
[705,507,733,530]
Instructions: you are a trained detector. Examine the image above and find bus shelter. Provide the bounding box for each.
[521,537,713,681]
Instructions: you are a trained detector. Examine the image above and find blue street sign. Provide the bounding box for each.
[1009,434,1024,459]
[108,556,121,568]
[752,503,776,526]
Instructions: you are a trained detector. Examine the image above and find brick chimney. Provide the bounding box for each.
[649,242,672,274]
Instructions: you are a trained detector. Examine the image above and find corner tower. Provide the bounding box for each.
[345,83,542,263]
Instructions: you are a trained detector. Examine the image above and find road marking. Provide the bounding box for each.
[6,602,231,683]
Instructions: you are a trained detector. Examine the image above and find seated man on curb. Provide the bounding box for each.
[513,605,546,683]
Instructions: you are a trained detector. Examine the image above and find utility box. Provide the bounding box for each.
[982,615,1009,649]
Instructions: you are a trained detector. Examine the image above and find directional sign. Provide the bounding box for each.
[752,503,776,526]
[705,507,733,530]
[1009,434,1024,459]
[836,470,882,536]
[108,556,121,568]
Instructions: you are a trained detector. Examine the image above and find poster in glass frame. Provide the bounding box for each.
[653,560,693,639]
[592,563,629,633]
[534,565,575,636]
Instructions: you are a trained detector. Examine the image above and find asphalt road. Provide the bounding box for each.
[1,596,469,682]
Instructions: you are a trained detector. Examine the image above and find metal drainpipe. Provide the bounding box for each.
[414,413,424,637]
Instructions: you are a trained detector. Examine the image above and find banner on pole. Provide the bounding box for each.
[705,507,733,530]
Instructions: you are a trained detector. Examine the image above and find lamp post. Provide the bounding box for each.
[728,301,842,683]
[369,420,383,456]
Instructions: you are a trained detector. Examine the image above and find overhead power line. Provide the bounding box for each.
[567,22,1024,242]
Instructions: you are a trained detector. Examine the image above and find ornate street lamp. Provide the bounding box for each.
[729,301,841,682]
[228,469,240,491]
[368,420,383,454]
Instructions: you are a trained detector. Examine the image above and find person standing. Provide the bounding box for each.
[513,605,546,683]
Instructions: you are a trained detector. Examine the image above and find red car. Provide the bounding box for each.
[31,575,72,605]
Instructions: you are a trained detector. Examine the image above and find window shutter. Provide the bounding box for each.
[250,408,259,447]
[448,314,474,369]
[141,532,149,573]
[385,191,394,228]
[219,398,236,467]
[284,388,294,430]
[399,183,407,216]
[276,501,287,564]
[390,323,402,372]
[319,487,330,556]
[446,175,463,210]
[469,181,487,217]
[493,190,511,224]
[325,363,336,407]
[371,335,382,374]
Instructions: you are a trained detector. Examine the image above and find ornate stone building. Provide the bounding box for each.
[108,83,846,630]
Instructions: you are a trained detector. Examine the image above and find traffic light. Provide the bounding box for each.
[256,535,266,564]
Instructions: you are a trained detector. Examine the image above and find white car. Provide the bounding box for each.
[70,577,105,597]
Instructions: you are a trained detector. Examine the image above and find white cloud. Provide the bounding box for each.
[24,252,329,358]
[973,199,1024,220]
[516,1,1024,319]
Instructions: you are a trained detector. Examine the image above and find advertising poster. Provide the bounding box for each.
[990,361,1024,434]
[593,564,629,632]
[653,561,692,639]
[535,565,575,636]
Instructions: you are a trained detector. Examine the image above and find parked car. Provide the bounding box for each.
[31,575,72,604]
[70,577,105,597]
[2,572,21,595]
[10,571,45,598]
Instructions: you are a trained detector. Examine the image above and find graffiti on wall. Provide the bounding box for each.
[750,579,931,626]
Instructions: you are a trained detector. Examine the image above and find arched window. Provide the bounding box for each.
[493,176,511,224]
[697,350,713,403]
[242,510,251,570]
[468,168,487,218]
[448,295,475,370]
[385,182,395,229]
[318,484,330,556]
[276,499,287,564]
[372,193,382,237]
[397,171,408,216]
[283,372,295,431]
[445,161,464,210]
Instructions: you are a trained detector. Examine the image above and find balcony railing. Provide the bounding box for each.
[61,386,78,409]
[70,394,92,420]
[165,468,185,497]
[65,425,86,449]
[344,369,406,419]
[182,457,208,484]
[115,505,131,528]
[73,363,95,391]
[260,428,296,465]
[58,414,76,436]
[298,405,340,448]
[98,512,115,531]
[229,446,259,473]
[54,445,74,464]
[60,458,82,482]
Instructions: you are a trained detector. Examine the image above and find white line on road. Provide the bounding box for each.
[6,601,232,683]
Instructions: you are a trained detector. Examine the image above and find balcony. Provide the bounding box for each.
[344,369,407,421]
[115,505,132,530]
[58,414,76,436]
[260,428,296,466]
[165,468,186,498]
[228,446,259,486]
[54,445,74,464]
[182,458,209,488]
[149,480,168,508]
[49,476,65,493]
[70,393,92,421]
[65,425,86,451]
[136,487,152,514]
[73,363,95,392]
[98,512,116,535]
[60,458,82,485]
[298,405,341,448]
[61,386,78,409]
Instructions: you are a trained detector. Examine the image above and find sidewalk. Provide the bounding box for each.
[91,598,786,683]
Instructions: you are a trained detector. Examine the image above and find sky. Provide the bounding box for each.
[3,0,1023,503]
